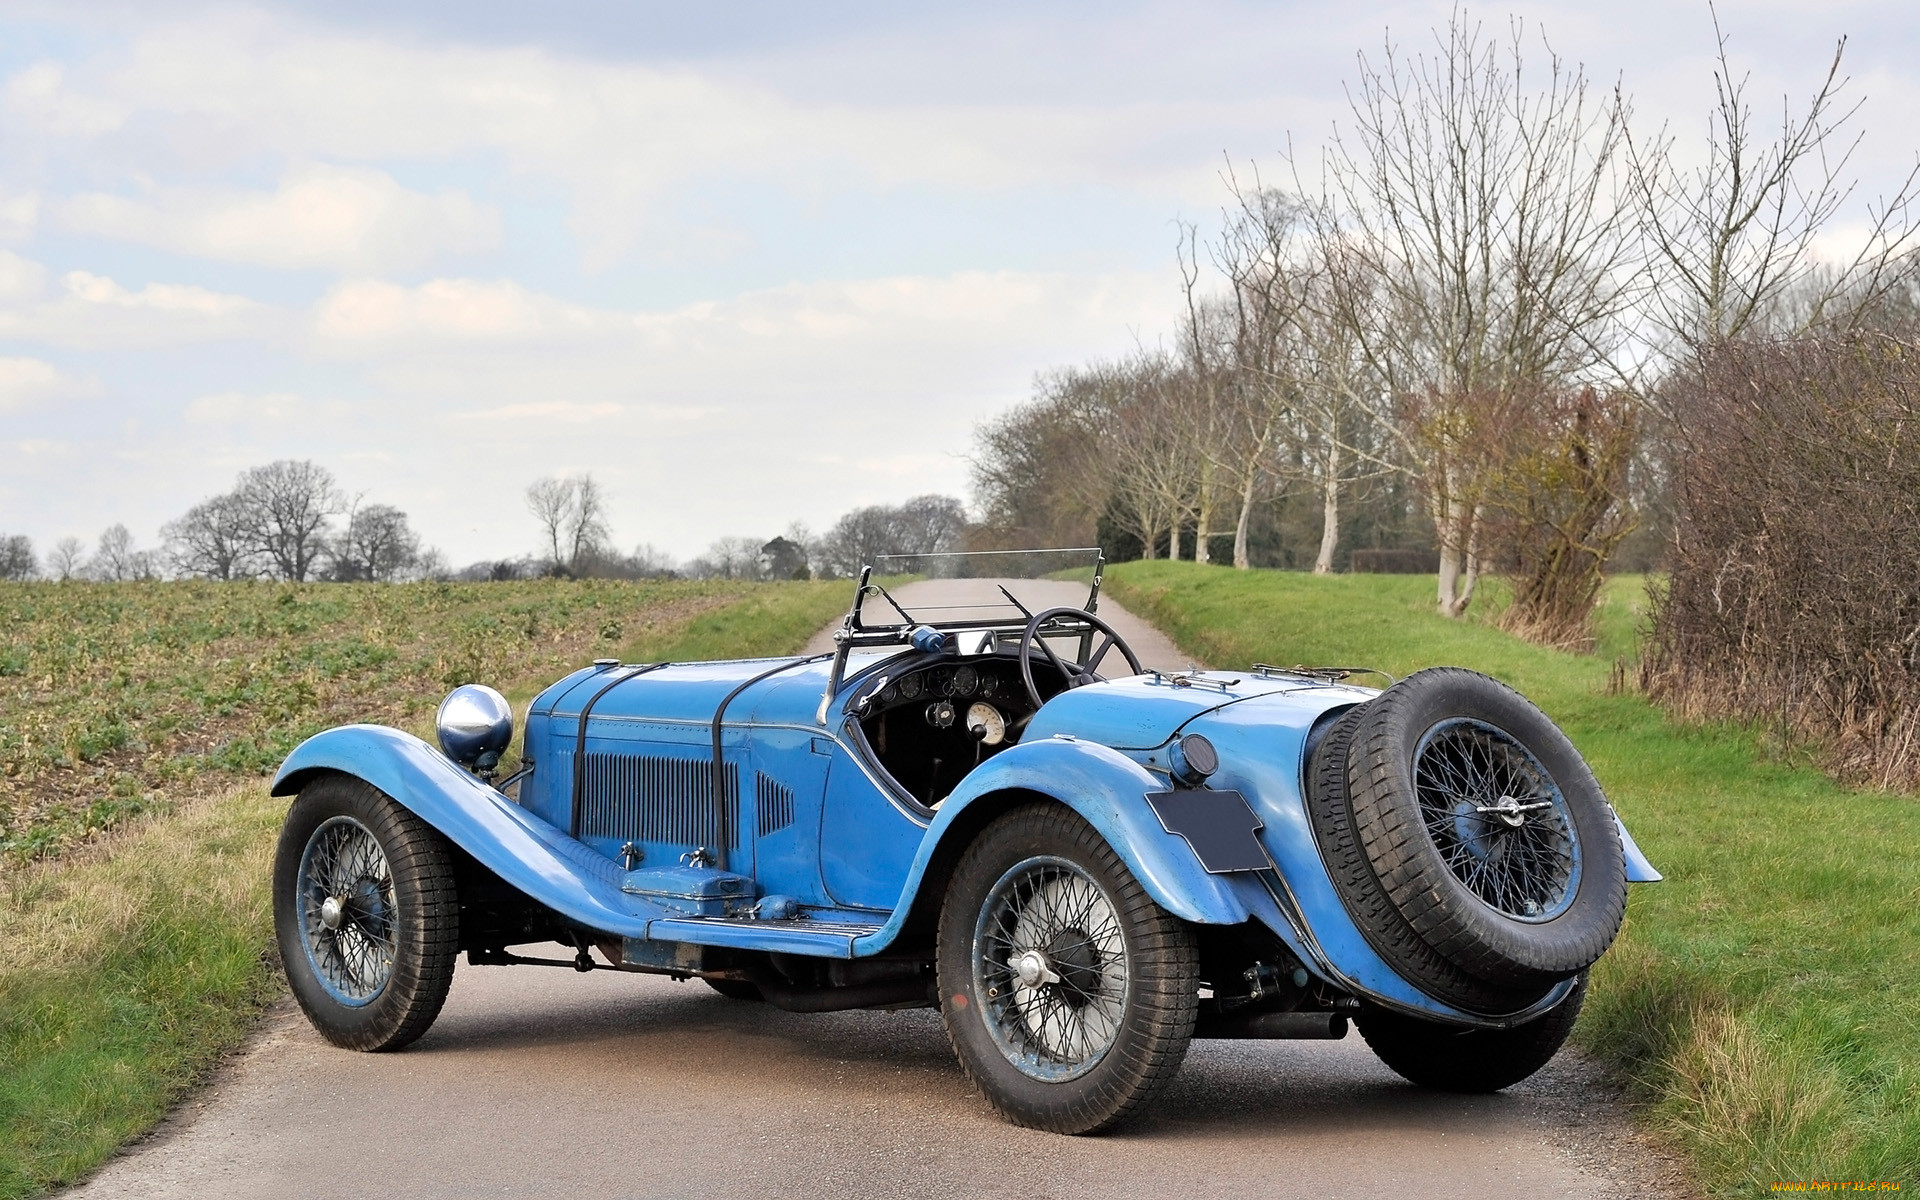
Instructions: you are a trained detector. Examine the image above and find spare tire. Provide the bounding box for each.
[1305,705,1550,1013]
[1313,668,1627,998]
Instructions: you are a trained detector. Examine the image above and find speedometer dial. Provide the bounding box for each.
[966,702,1007,746]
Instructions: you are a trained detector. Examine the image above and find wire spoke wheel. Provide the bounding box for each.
[938,803,1197,1134]
[297,815,399,1005]
[274,774,459,1051]
[974,856,1129,1082]
[1413,718,1581,922]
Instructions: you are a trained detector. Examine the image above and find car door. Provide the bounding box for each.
[817,721,931,912]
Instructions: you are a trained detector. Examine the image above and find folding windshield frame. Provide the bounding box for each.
[814,548,1106,723]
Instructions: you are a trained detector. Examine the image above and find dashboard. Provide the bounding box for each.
[853,654,1051,809]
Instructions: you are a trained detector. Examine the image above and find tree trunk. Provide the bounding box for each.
[1436,502,1481,618]
[1194,472,1212,565]
[1232,470,1257,569]
[1313,440,1340,575]
[1168,514,1182,561]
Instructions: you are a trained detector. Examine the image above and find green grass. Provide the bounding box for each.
[0,578,785,862]
[1105,561,1918,1195]
[0,785,284,1199]
[0,578,846,1199]
[622,578,850,663]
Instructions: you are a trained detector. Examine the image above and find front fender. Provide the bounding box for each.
[273,724,654,939]
[853,735,1250,957]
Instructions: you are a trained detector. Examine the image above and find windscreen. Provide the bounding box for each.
[856,548,1103,628]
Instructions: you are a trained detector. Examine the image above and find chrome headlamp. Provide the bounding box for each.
[436,683,513,772]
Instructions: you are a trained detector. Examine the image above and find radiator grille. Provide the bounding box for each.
[580,752,738,849]
[755,772,795,835]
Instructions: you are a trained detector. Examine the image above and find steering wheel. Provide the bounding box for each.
[1018,607,1145,710]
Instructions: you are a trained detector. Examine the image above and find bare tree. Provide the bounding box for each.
[1308,13,1639,615]
[234,460,343,581]
[567,475,611,569]
[525,473,613,576]
[630,543,679,578]
[970,368,1126,552]
[86,524,156,581]
[891,494,968,555]
[47,537,85,581]
[526,476,574,570]
[1630,11,1920,352]
[162,493,253,580]
[0,534,35,580]
[687,535,766,580]
[330,502,421,582]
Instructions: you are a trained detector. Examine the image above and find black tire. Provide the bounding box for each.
[937,802,1198,1135]
[1342,669,1626,989]
[704,978,765,1002]
[1305,706,1548,1013]
[273,774,460,1052]
[1357,973,1587,1092]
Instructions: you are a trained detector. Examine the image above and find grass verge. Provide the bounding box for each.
[0,579,847,1198]
[1105,561,1918,1195]
[0,784,282,1199]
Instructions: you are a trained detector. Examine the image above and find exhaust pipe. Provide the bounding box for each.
[1194,1010,1349,1040]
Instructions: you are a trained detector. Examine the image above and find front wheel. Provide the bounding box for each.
[272,774,460,1051]
[1356,974,1587,1092]
[937,803,1198,1134]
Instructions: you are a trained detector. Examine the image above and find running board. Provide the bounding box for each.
[633,917,888,960]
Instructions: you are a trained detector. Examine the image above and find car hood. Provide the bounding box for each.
[1023,671,1377,749]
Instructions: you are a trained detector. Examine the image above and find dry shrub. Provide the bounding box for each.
[1643,335,1920,790]
[1489,387,1641,651]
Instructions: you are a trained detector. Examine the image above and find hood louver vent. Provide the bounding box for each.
[755,772,795,835]
[580,752,739,849]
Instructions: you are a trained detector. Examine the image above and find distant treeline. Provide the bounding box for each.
[0,461,971,586]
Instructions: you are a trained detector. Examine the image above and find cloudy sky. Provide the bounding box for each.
[2,1,1917,566]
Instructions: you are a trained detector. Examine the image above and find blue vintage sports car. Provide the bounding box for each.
[270,549,1659,1134]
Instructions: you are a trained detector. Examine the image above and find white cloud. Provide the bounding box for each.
[0,260,278,349]
[0,186,36,241]
[3,17,1230,266]
[0,249,47,300]
[61,165,499,273]
[312,277,595,342]
[183,390,305,423]
[0,356,90,413]
[2,62,125,137]
[459,401,625,422]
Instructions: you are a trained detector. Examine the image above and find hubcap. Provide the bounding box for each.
[973,856,1129,1083]
[296,816,399,1006]
[1413,718,1582,922]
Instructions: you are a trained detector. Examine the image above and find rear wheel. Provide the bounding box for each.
[273,774,460,1052]
[937,803,1198,1134]
[1357,974,1587,1092]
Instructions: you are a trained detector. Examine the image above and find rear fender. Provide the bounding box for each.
[854,736,1251,956]
[272,724,652,939]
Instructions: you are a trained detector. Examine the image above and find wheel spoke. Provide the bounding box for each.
[296,816,399,1004]
[975,856,1131,1082]
[1414,719,1579,921]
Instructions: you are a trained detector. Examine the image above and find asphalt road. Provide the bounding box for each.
[64,582,1681,1200]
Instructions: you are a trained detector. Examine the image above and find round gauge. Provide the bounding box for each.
[953,665,978,696]
[976,673,996,698]
[966,702,1007,746]
[897,673,923,700]
[880,683,898,703]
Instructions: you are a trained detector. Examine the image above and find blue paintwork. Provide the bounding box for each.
[275,638,1661,1028]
